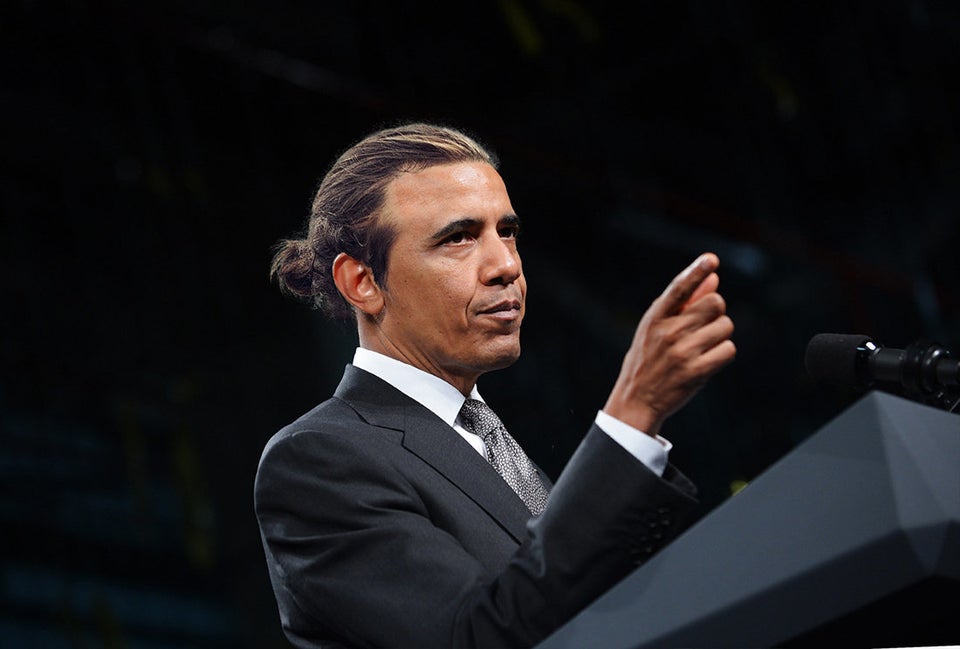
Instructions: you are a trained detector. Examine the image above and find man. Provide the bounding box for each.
[255,122,736,648]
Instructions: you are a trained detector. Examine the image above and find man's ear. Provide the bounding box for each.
[332,252,384,316]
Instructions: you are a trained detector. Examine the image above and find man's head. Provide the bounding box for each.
[273,123,526,393]
[271,122,499,320]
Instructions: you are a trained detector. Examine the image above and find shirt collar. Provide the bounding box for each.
[352,348,482,427]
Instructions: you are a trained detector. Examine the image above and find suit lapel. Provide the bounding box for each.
[334,365,532,543]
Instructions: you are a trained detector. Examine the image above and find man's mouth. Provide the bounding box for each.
[478,299,522,315]
[477,299,523,322]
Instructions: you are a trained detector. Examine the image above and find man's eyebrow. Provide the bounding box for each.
[500,214,521,229]
[429,218,481,242]
[428,215,522,242]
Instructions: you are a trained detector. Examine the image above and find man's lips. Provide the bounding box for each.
[477,299,523,318]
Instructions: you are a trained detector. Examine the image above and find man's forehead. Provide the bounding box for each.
[389,161,499,196]
[383,161,511,229]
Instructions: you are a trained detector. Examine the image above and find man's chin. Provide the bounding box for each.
[482,341,522,372]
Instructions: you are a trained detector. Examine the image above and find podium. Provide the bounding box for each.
[537,391,960,648]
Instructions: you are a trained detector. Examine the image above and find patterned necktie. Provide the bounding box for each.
[458,398,549,516]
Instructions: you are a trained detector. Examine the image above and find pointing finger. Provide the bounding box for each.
[653,253,720,318]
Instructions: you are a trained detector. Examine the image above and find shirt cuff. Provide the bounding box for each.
[594,410,671,477]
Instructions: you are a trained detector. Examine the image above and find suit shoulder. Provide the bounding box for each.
[259,396,400,465]
[253,396,414,513]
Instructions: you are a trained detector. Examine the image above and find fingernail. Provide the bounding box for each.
[698,255,712,270]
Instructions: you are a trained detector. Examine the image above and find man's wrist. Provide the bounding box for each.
[594,410,671,477]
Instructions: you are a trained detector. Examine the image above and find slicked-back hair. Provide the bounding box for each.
[270,122,499,320]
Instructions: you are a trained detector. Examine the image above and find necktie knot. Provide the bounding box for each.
[458,398,503,443]
[458,398,549,516]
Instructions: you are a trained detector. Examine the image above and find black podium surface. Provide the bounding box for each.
[537,391,960,648]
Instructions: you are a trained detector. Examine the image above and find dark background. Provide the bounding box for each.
[3,1,958,647]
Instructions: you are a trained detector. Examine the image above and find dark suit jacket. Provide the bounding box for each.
[255,365,700,649]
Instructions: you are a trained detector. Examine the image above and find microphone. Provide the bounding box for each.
[805,333,960,397]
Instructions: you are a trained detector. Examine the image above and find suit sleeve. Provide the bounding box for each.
[255,423,699,649]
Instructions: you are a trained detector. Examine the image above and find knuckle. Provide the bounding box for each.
[725,339,738,357]
[650,321,672,344]
[713,293,727,314]
[704,292,725,315]
[665,344,687,364]
[720,314,734,334]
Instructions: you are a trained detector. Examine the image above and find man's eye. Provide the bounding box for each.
[446,232,469,244]
[500,226,520,239]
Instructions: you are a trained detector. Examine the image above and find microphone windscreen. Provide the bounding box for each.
[804,333,873,388]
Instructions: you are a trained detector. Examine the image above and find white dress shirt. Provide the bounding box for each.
[352,348,670,477]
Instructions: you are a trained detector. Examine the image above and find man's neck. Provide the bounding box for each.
[356,329,478,397]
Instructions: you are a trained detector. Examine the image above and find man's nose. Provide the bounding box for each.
[480,236,522,285]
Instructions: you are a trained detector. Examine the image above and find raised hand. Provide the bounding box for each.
[603,253,736,437]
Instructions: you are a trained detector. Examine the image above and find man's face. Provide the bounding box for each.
[375,161,526,393]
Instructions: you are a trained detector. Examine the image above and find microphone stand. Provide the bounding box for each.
[892,339,959,413]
